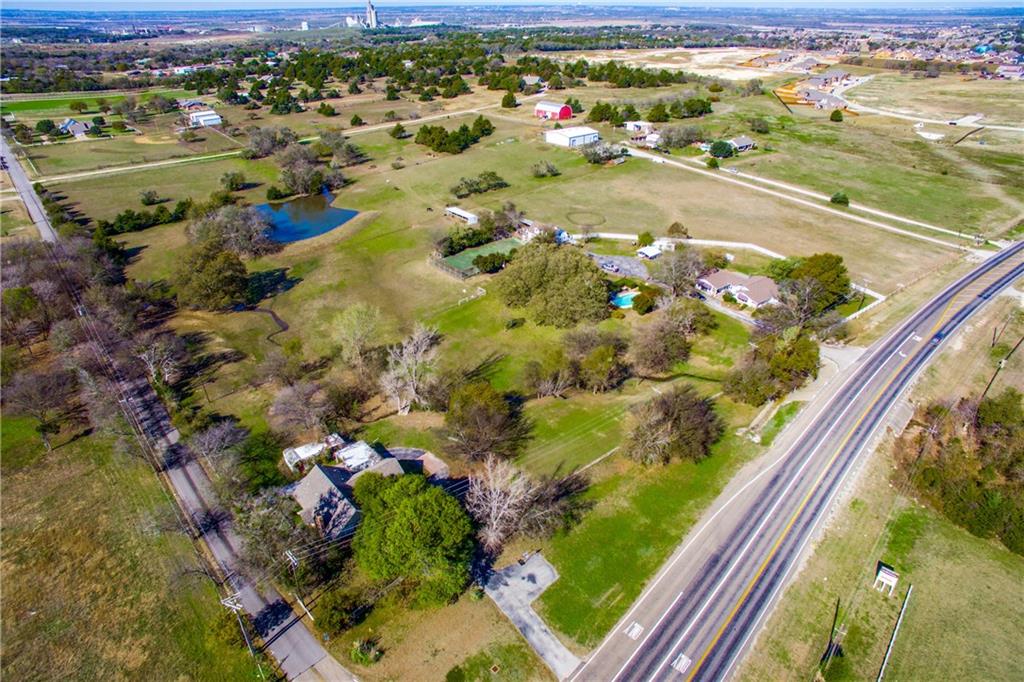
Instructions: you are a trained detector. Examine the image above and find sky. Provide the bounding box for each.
[4,0,1022,10]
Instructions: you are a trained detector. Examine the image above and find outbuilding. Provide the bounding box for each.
[637,245,662,260]
[445,206,479,225]
[544,126,600,148]
[188,110,222,127]
[534,101,572,120]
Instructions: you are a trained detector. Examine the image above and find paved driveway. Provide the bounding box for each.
[485,554,581,680]
[589,253,650,280]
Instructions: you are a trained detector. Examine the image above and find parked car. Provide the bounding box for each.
[600,261,620,273]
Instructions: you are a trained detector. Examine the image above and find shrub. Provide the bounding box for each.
[389,122,407,139]
[349,639,383,665]
[830,191,850,206]
[266,185,292,201]
[749,118,769,134]
[505,317,525,329]
[706,157,719,169]
[632,293,655,314]
[501,91,517,108]
[637,231,655,247]
[531,161,560,178]
[139,190,160,206]
[709,140,734,158]
[350,114,364,126]
[830,109,844,122]
[317,102,337,117]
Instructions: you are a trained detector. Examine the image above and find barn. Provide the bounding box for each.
[534,101,573,121]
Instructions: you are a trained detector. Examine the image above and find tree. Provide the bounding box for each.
[706,157,719,169]
[647,102,669,122]
[790,253,851,314]
[5,369,76,451]
[632,317,692,375]
[271,381,330,436]
[332,302,385,375]
[188,205,274,257]
[389,122,406,139]
[501,91,517,108]
[467,455,532,554]
[495,244,609,327]
[709,140,734,158]
[654,247,705,297]
[221,171,246,192]
[352,474,474,607]
[830,109,844,122]
[350,114,364,126]
[139,189,160,206]
[134,331,186,386]
[317,102,337,117]
[830,191,849,206]
[723,360,778,406]
[445,382,531,461]
[235,490,323,582]
[189,420,248,470]
[667,221,688,238]
[667,298,718,336]
[637,231,655,247]
[380,323,439,415]
[626,385,724,465]
[244,126,296,158]
[69,100,88,114]
[35,119,56,135]
[173,240,248,309]
[749,118,770,134]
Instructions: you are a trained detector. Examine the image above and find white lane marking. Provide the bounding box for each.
[625,622,644,640]
[573,247,1022,682]
[641,335,913,681]
[671,653,692,674]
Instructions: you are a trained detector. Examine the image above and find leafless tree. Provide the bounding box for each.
[756,278,824,334]
[271,381,330,435]
[332,303,384,375]
[380,323,439,415]
[5,369,77,451]
[467,456,533,554]
[134,332,187,385]
[78,368,125,434]
[189,421,248,471]
[188,205,275,257]
[654,248,705,297]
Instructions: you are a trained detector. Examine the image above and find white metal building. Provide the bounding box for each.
[189,110,222,127]
[544,126,600,148]
[445,206,479,225]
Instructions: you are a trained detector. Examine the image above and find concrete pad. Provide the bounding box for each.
[485,554,581,680]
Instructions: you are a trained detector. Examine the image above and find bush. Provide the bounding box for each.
[389,122,407,139]
[266,185,292,201]
[317,102,337,117]
[531,160,560,178]
[505,317,525,329]
[501,91,517,108]
[139,190,160,206]
[709,140,734,158]
[350,114,364,126]
[749,118,769,134]
[830,191,850,206]
[830,109,844,122]
[706,157,719,169]
[316,589,362,636]
[473,250,515,274]
[632,293,655,314]
[349,639,383,666]
[637,231,655,247]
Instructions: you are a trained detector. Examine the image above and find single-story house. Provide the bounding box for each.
[624,120,655,135]
[796,89,846,110]
[517,222,573,245]
[445,205,479,225]
[283,432,345,472]
[637,245,662,260]
[728,135,757,152]
[178,99,208,111]
[696,269,779,308]
[996,65,1024,80]
[188,110,222,127]
[522,75,544,87]
[59,118,90,137]
[544,126,600,148]
[643,132,662,148]
[534,101,572,121]
[292,464,360,538]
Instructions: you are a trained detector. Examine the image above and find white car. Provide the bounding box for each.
[724,167,740,175]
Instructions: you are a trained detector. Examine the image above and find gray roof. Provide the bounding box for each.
[59,118,89,136]
[292,464,359,538]
[730,135,756,148]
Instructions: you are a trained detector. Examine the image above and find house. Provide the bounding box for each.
[292,464,360,538]
[624,120,655,135]
[517,221,572,245]
[728,135,757,152]
[178,99,208,111]
[188,110,222,127]
[696,269,779,308]
[445,206,479,225]
[643,132,662,148]
[637,245,662,260]
[996,65,1024,80]
[522,75,544,88]
[58,118,90,137]
[283,433,345,472]
[534,101,573,120]
[544,126,600,148]
[796,89,846,110]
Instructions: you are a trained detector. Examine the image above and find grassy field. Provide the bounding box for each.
[442,237,523,274]
[0,417,259,681]
[0,88,195,118]
[1,194,35,240]
[845,72,1024,126]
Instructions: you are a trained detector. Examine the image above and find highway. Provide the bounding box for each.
[571,240,1024,682]
[3,135,353,681]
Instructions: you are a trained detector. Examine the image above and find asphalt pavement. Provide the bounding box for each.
[571,241,1024,682]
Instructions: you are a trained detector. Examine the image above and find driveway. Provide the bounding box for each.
[485,554,581,680]
[589,253,649,280]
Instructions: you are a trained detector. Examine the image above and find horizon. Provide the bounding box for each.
[4,0,1024,12]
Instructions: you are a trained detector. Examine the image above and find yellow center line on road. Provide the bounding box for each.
[683,294,959,682]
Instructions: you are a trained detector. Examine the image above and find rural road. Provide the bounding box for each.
[3,139,356,681]
[570,239,1024,682]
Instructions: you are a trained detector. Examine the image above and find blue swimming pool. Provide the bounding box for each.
[611,291,638,308]
[255,190,359,243]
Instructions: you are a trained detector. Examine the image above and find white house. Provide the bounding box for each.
[544,126,600,148]
[445,206,479,225]
[696,269,779,309]
[188,110,222,127]
[624,120,655,134]
[728,135,757,152]
[637,245,662,260]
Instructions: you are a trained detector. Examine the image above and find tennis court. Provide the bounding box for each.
[442,237,523,275]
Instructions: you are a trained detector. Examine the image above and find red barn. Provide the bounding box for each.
[534,101,572,120]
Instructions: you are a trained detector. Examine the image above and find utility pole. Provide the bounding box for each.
[980,334,1023,402]
[222,592,266,680]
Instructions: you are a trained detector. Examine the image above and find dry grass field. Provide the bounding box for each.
[846,72,1024,126]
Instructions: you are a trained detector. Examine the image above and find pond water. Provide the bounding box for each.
[255,190,359,243]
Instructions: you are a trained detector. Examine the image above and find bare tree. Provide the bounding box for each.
[134,332,186,385]
[332,303,384,375]
[189,421,248,470]
[78,369,126,434]
[271,381,330,435]
[5,369,77,450]
[466,456,533,554]
[654,248,705,297]
[380,323,439,415]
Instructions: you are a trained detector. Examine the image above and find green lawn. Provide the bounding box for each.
[760,400,804,447]
[442,237,522,274]
[0,89,195,118]
[0,418,259,681]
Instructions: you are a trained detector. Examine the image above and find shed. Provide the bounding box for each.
[544,126,600,148]
[189,110,222,127]
[445,206,479,225]
[534,101,572,121]
[637,246,662,260]
[874,564,899,596]
[283,441,328,472]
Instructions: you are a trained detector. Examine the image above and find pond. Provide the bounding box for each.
[255,190,359,243]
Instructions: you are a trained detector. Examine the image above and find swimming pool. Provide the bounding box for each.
[255,190,359,243]
[611,291,638,308]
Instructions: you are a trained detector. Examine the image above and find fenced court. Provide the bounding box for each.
[440,237,523,277]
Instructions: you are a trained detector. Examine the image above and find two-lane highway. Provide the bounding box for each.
[573,241,1024,682]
